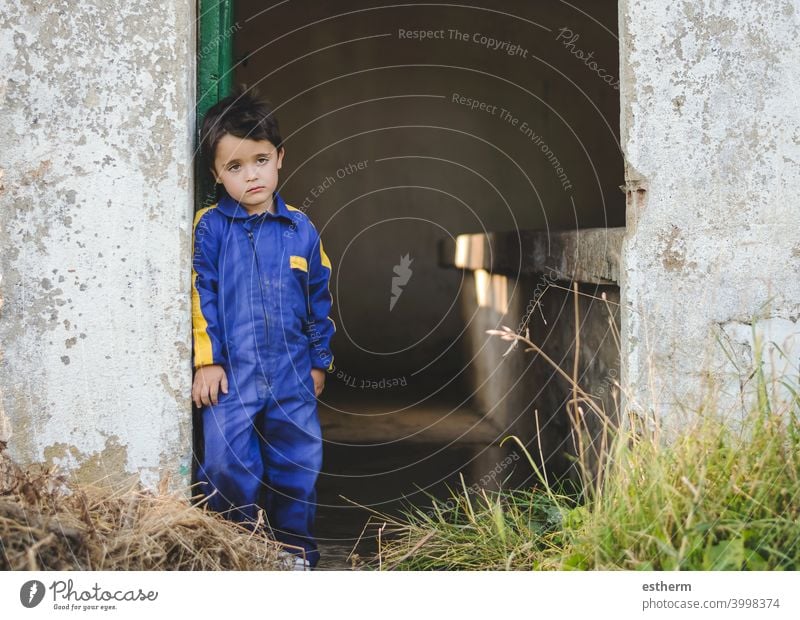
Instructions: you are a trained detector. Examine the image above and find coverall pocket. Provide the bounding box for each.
[295,344,317,402]
[297,369,317,402]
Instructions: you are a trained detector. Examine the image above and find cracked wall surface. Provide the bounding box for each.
[0,0,195,488]
[619,0,800,422]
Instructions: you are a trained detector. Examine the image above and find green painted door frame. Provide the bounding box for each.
[192,0,235,485]
[196,0,234,208]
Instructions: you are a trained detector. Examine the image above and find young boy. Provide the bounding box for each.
[191,90,335,570]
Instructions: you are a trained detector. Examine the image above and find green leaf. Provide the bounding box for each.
[704,538,745,570]
[562,553,588,570]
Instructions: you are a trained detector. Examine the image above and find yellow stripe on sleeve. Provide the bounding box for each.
[320,239,332,270]
[191,205,217,368]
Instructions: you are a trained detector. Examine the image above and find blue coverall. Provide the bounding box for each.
[191,191,335,567]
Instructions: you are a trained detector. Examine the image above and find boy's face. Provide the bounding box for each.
[212,134,284,214]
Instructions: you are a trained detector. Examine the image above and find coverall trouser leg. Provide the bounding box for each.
[198,390,322,567]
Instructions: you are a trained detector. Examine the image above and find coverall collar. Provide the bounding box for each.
[216,191,294,223]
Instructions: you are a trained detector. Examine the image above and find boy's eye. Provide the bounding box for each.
[257,157,269,165]
[227,164,240,172]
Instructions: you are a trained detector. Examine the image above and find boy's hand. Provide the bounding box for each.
[192,364,228,407]
[311,368,326,397]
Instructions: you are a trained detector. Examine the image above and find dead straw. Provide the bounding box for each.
[0,450,293,570]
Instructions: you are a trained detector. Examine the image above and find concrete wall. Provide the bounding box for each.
[619,0,800,423]
[0,1,196,487]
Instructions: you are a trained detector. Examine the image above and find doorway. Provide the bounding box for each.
[197,0,623,568]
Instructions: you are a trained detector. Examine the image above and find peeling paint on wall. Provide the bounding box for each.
[658,225,698,273]
[0,1,196,489]
[43,435,131,489]
[619,0,800,422]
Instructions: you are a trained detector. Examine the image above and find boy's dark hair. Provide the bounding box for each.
[200,86,284,173]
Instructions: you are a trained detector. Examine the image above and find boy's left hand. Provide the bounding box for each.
[311,368,326,397]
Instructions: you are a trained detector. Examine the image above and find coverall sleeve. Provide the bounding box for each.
[305,228,336,371]
[191,209,226,369]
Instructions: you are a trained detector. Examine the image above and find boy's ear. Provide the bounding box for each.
[209,167,221,184]
[276,146,285,170]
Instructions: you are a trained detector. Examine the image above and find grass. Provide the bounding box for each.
[371,373,800,571]
[369,293,800,570]
[561,400,800,570]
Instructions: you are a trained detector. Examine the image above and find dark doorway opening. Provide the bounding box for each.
[198,0,623,568]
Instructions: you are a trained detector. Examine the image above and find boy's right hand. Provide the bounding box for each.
[192,364,229,407]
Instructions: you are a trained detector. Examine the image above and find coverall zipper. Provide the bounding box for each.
[246,228,272,384]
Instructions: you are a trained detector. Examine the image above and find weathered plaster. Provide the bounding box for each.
[0,1,196,488]
[619,0,800,422]
[43,435,133,488]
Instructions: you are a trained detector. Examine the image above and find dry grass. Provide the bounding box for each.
[0,450,293,570]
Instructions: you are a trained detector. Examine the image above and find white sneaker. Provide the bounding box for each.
[277,550,311,571]
[291,556,311,571]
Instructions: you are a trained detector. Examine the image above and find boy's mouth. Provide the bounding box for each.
[246,186,266,193]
